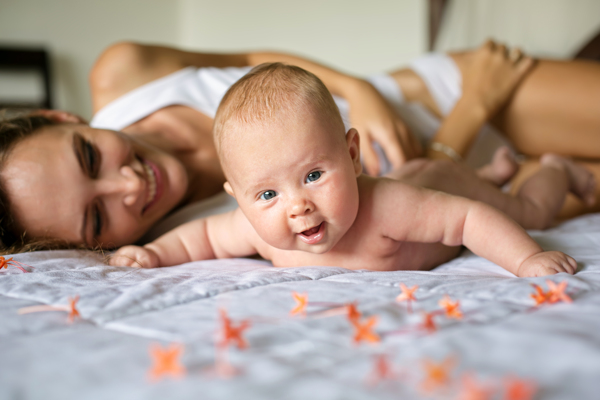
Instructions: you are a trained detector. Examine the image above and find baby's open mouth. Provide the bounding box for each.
[298,222,325,244]
[301,223,323,237]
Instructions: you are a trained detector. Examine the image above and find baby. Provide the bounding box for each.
[111,63,596,277]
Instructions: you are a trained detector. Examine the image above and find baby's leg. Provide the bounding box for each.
[476,146,519,186]
[403,157,595,230]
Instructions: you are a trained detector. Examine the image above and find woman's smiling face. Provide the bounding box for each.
[1,123,189,248]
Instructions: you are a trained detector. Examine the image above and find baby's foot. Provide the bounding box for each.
[540,154,596,206]
[477,146,519,186]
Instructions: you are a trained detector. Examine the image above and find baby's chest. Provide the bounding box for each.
[269,237,430,271]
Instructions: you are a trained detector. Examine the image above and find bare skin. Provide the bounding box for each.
[109,91,587,277]
[389,41,600,217]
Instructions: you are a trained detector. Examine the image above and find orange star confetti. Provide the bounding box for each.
[290,292,308,316]
[502,376,537,400]
[218,309,251,350]
[421,356,456,393]
[396,283,418,313]
[18,294,81,323]
[67,295,81,323]
[346,303,361,324]
[352,316,380,344]
[530,284,550,306]
[457,374,494,400]
[148,343,186,381]
[438,295,463,319]
[366,354,396,385]
[0,256,32,273]
[421,312,437,333]
[546,280,573,304]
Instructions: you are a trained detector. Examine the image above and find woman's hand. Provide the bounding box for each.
[461,40,535,119]
[109,245,161,268]
[347,80,422,175]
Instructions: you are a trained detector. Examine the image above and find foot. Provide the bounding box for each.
[476,146,519,186]
[540,154,597,206]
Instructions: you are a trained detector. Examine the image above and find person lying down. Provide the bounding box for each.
[110,63,596,277]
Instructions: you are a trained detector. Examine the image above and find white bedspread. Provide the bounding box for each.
[2,214,600,400]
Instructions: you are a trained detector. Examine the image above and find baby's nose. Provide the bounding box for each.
[289,197,315,218]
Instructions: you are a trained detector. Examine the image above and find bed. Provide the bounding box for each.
[2,212,600,400]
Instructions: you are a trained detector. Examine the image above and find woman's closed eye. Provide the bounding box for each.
[92,202,103,239]
[73,133,101,179]
[306,171,322,183]
[260,190,277,200]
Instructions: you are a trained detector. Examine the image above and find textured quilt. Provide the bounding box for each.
[2,214,600,400]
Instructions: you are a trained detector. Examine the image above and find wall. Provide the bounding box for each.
[179,0,428,76]
[435,0,600,58]
[0,0,180,119]
[0,0,428,119]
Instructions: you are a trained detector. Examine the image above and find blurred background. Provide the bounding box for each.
[1,0,599,120]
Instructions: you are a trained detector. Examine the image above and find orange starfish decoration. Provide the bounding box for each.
[421,312,437,333]
[148,343,186,381]
[396,283,418,313]
[346,303,361,324]
[67,295,81,323]
[18,294,81,323]
[457,374,494,400]
[530,284,550,306]
[439,295,463,319]
[366,354,396,385]
[421,356,456,393]
[0,256,32,273]
[503,376,537,400]
[290,292,308,316]
[546,280,573,304]
[218,309,251,350]
[352,316,380,344]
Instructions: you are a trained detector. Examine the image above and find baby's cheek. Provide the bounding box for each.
[251,217,295,250]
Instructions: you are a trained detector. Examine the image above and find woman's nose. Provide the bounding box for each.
[288,196,315,218]
[98,165,142,206]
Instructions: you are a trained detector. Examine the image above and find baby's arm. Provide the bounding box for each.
[109,208,257,268]
[381,181,576,277]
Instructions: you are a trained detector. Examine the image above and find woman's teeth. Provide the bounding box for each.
[143,162,157,206]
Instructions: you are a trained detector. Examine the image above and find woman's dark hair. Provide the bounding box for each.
[0,113,79,254]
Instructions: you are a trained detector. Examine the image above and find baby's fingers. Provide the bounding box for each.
[109,246,157,268]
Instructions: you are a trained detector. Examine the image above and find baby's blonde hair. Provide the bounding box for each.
[213,62,345,160]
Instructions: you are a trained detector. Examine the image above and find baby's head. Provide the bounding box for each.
[214,63,363,253]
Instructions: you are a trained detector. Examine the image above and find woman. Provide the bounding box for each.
[0,41,597,252]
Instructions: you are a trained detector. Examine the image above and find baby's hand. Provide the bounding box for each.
[517,251,577,277]
[109,245,160,268]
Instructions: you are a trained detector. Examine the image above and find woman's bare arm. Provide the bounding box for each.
[90,42,421,172]
[426,41,534,160]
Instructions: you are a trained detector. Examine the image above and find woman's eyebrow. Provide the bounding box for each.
[72,133,90,245]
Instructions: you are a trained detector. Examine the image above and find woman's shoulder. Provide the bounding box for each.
[90,42,185,112]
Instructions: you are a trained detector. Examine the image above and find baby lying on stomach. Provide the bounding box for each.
[111,63,595,277]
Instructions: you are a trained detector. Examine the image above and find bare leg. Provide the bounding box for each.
[396,158,595,230]
[476,146,519,186]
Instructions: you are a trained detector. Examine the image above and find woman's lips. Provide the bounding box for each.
[141,158,163,214]
[298,222,325,244]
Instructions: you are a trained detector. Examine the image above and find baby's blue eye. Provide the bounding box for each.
[260,190,277,200]
[306,171,322,183]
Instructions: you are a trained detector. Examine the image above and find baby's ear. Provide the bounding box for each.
[223,182,235,197]
[346,128,362,176]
